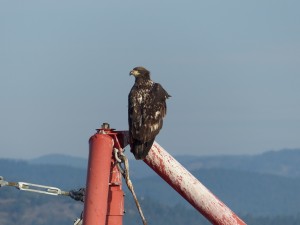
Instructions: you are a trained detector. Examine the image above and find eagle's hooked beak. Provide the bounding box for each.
[130,70,140,76]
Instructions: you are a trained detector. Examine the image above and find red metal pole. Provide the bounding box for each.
[83,124,125,225]
[83,131,114,225]
[144,142,247,225]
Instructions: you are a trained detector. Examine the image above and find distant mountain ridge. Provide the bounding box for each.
[30,153,88,169]
[29,148,300,178]
[177,148,300,177]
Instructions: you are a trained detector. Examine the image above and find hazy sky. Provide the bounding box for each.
[1,1,300,159]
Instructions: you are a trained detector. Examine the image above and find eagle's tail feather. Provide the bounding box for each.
[131,139,155,160]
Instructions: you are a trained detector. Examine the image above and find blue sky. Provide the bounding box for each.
[1,1,300,159]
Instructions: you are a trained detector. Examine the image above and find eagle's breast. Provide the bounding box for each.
[134,80,153,104]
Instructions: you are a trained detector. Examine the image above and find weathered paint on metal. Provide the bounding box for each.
[144,142,247,225]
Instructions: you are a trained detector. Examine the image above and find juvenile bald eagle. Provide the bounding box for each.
[128,66,171,160]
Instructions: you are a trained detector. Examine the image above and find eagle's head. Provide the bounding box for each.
[129,67,150,77]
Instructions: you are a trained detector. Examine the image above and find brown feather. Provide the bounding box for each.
[128,67,170,159]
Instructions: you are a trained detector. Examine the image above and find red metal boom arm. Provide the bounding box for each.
[82,126,246,225]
